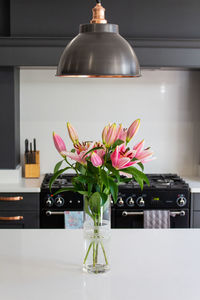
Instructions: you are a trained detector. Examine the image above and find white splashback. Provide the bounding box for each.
[20,68,200,175]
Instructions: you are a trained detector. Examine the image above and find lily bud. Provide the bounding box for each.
[126,119,140,143]
[91,152,103,167]
[102,125,109,144]
[67,122,79,144]
[53,132,67,157]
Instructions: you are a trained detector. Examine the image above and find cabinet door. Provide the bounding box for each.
[0,211,39,229]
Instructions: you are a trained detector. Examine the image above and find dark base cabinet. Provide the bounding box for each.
[0,193,40,229]
[191,193,200,228]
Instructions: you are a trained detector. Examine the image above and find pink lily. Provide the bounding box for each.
[63,142,95,165]
[67,122,79,145]
[53,132,67,157]
[91,152,103,167]
[110,144,138,170]
[115,124,127,142]
[93,142,106,161]
[102,123,117,147]
[133,139,145,155]
[63,150,87,165]
[134,140,154,163]
[126,119,140,143]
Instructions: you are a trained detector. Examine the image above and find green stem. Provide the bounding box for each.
[93,242,96,267]
[95,242,99,264]
[83,241,93,264]
[65,158,79,175]
[100,241,108,265]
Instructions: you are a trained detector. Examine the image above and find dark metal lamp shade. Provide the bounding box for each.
[57,3,140,78]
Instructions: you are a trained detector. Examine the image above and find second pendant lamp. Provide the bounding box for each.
[57,0,140,78]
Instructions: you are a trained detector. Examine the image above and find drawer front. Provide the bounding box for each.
[0,193,39,211]
[193,193,200,210]
[0,211,39,229]
[193,211,200,228]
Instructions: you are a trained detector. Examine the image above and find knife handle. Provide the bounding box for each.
[25,139,29,153]
[33,138,36,152]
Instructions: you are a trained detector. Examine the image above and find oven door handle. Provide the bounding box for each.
[122,211,186,217]
[46,211,64,216]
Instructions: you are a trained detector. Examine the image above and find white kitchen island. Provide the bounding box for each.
[0,229,200,300]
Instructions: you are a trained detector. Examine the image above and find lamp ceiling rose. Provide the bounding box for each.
[90,1,107,24]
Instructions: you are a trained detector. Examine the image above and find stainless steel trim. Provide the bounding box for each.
[122,211,186,217]
[46,211,64,216]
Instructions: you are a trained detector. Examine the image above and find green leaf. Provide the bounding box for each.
[111,139,124,149]
[106,162,120,182]
[87,160,99,176]
[74,174,96,185]
[108,177,118,203]
[99,192,109,206]
[135,175,144,190]
[138,162,144,171]
[53,160,64,174]
[122,167,150,186]
[103,187,110,195]
[88,182,93,196]
[82,146,104,159]
[89,192,102,215]
[77,191,89,195]
[76,163,86,175]
[71,148,76,153]
[49,167,71,192]
[53,187,75,196]
[119,177,133,184]
[100,169,109,188]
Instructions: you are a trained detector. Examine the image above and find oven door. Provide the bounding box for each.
[40,209,65,228]
[114,209,190,228]
[41,209,116,229]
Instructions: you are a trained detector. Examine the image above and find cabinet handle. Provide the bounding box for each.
[0,216,24,221]
[0,196,23,201]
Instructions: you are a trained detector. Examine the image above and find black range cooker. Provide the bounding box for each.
[40,173,191,228]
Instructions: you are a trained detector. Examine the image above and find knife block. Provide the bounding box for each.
[24,151,40,178]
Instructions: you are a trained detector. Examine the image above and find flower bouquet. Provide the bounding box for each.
[51,120,154,273]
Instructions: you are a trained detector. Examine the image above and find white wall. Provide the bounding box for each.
[20,68,200,176]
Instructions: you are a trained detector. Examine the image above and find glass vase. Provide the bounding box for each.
[83,194,111,274]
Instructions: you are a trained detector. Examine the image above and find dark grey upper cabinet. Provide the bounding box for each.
[0,67,20,169]
[0,0,10,36]
[10,0,200,38]
[0,0,198,68]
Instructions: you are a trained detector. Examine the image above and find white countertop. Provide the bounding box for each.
[0,229,200,300]
[183,176,200,193]
[0,175,44,193]
[0,175,199,193]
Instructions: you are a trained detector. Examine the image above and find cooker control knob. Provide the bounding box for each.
[117,197,124,207]
[126,197,135,207]
[176,196,187,207]
[137,197,145,207]
[55,196,65,207]
[46,197,54,207]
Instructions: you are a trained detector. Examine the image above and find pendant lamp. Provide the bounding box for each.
[57,0,140,78]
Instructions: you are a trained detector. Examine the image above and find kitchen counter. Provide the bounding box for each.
[0,229,200,300]
[0,175,44,193]
[183,176,200,193]
[0,175,199,193]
